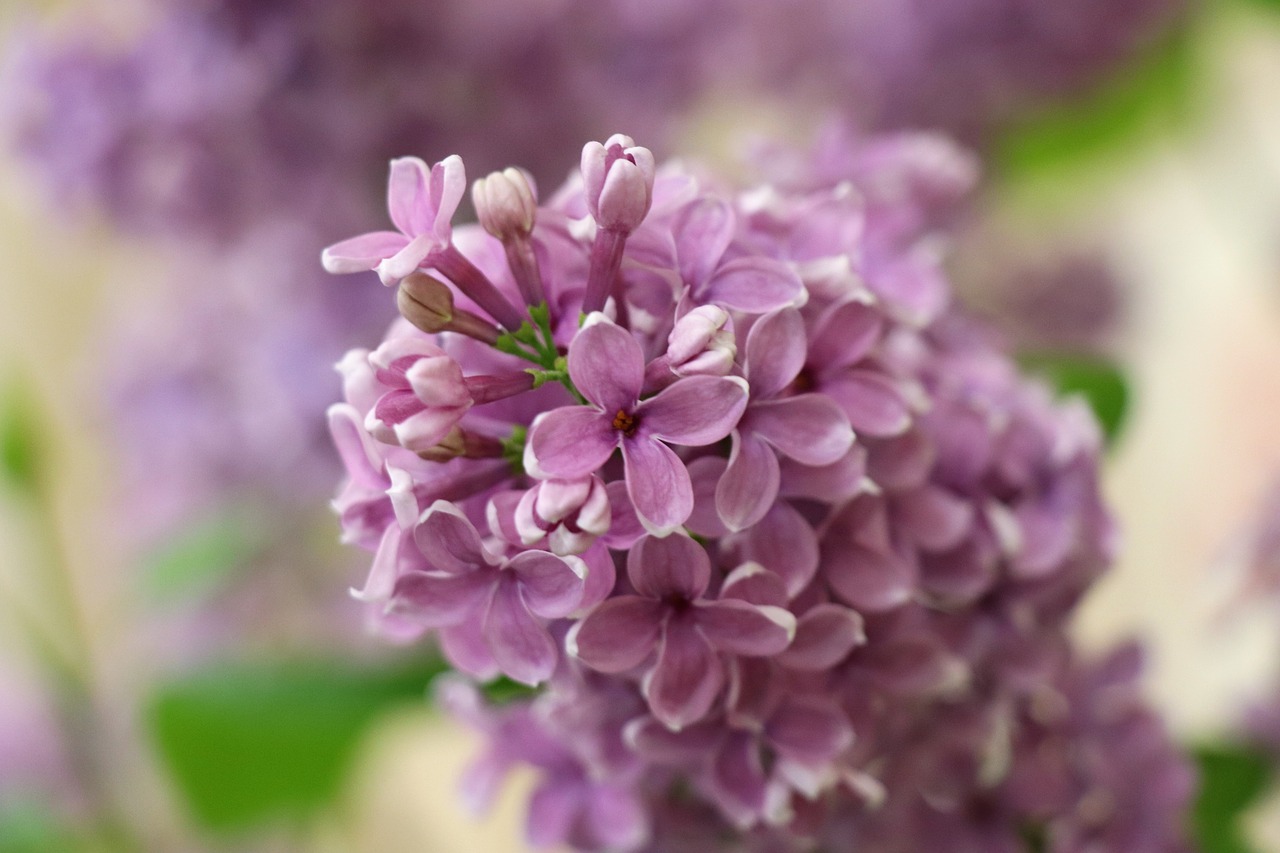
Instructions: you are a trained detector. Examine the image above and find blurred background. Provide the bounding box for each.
[5,0,1280,850]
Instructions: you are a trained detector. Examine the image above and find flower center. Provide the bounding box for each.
[611,409,638,437]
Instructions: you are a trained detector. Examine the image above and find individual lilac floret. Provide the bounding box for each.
[527,315,748,535]
[568,534,795,730]
[390,501,587,685]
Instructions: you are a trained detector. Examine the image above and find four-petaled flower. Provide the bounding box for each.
[528,315,749,535]
[568,533,796,730]
[391,501,588,686]
[322,155,465,285]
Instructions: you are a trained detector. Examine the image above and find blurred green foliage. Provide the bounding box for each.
[995,25,1198,178]
[0,378,42,497]
[147,656,447,835]
[1017,354,1130,444]
[1193,744,1274,853]
[141,511,262,603]
[0,806,83,853]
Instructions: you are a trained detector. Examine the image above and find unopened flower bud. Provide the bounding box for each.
[397,272,501,345]
[397,273,455,333]
[581,134,655,234]
[667,306,735,377]
[515,476,611,555]
[472,167,537,241]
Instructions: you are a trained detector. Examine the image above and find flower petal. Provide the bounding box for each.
[730,502,820,598]
[824,542,915,612]
[484,580,558,686]
[387,156,432,236]
[808,298,882,370]
[621,437,694,535]
[701,256,803,313]
[748,395,854,467]
[627,533,710,600]
[389,569,493,628]
[585,785,651,851]
[439,617,500,681]
[321,230,409,275]
[509,550,586,619]
[428,154,467,242]
[567,317,644,413]
[376,232,436,285]
[696,599,795,657]
[568,595,663,673]
[414,500,496,573]
[637,375,748,446]
[526,782,579,849]
[824,370,911,437]
[709,731,768,829]
[528,407,618,479]
[744,308,806,401]
[675,196,736,286]
[716,430,780,532]
[644,619,724,730]
[777,604,865,670]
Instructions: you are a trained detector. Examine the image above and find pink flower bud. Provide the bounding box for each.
[667,306,736,377]
[580,134,655,234]
[472,167,538,241]
[515,476,611,556]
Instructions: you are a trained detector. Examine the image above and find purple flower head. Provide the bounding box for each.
[322,133,1177,849]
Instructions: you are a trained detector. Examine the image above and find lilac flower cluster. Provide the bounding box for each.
[324,134,1194,849]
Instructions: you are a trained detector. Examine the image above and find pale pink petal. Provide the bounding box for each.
[568,596,663,673]
[627,533,710,600]
[621,437,694,535]
[636,375,748,446]
[767,700,854,767]
[700,257,803,313]
[327,403,387,490]
[748,395,854,466]
[696,600,795,657]
[376,232,436,285]
[528,407,618,479]
[920,540,996,605]
[716,431,780,532]
[779,445,867,503]
[321,230,409,275]
[777,604,865,670]
[526,782,578,849]
[439,618,500,681]
[600,480,645,549]
[824,370,911,437]
[744,308,806,400]
[389,570,493,627]
[675,196,735,285]
[895,485,974,553]
[824,542,916,612]
[730,503,820,598]
[484,580,558,686]
[709,731,767,829]
[576,543,618,610]
[567,318,644,412]
[352,524,411,604]
[393,406,469,453]
[428,154,467,242]
[414,500,496,573]
[509,551,586,619]
[808,299,883,369]
[685,456,730,539]
[719,563,789,608]
[644,619,724,730]
[585,785,650,851]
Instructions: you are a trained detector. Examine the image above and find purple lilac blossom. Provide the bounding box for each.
[323,132,1194,849]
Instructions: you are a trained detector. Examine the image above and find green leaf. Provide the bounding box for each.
[141,511,261,602]
[0,379,42,496]
[1192,743,1273,853]
[1017,354,1130,444]
[994,24,1199,179]
[0,805,82,853]
[147,656,447,834]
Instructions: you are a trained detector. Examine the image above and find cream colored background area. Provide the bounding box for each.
[5,4,1280,851]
